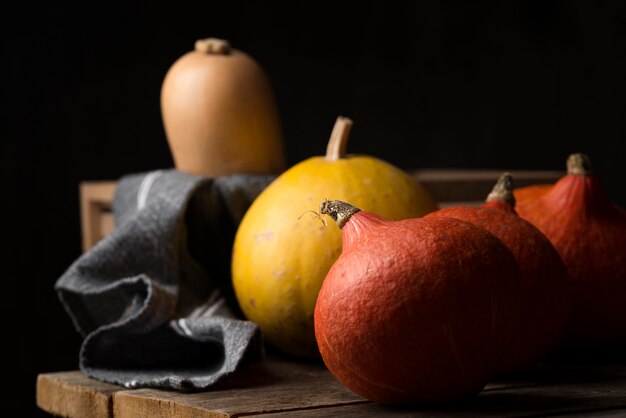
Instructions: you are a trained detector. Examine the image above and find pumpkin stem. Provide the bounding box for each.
[320,199,361,229]
[325,116,353,161]
[195,38,231,54]
[486,173,516,207]
[567,153,592,176]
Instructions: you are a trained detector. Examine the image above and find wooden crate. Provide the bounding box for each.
[37,168,626,417]
[79,169,562,250]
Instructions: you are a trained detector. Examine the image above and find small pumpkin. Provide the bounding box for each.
[428,173,570,372]
[161,38,286,176]
[315,200,522,404]
[513,184,552,204]
[514,153,626,345]
[232,117,438,358]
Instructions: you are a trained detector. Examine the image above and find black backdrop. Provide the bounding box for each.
[3,2,626,415]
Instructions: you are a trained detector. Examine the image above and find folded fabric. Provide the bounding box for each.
[56,170,275,390]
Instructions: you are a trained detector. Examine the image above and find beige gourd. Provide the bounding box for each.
[161,38,286,176]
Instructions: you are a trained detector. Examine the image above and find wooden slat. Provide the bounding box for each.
[260,403,626,418]
[413,169,562,203]
[99,211,115,239]
[36,371,124,418]
[80,181,117,251]
[76,170,563,252]
[258,364,626,417]
[112,360,367,418]
[36,362,626,418]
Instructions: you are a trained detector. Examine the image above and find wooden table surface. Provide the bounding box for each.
[37,357,626,417]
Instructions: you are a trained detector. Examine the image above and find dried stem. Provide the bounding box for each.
[298,210,327,227]
[319,199,361,229]
[486,172,516,207]
[195,38,231,54]
[567,153,592,176]
[325,117,353,161]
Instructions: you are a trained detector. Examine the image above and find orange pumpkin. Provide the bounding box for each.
[315,200,522,404]
[515,154,626,345]
[429,174,570,372]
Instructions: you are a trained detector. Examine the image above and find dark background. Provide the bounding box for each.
[3,1,625,415]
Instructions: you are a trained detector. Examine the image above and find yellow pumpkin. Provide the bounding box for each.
[161,38,286,176]
[232,117,438,358]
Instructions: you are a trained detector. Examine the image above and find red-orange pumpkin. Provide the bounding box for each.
[315,200,522,404]
[427,173,570,372]
[515,154,626,345]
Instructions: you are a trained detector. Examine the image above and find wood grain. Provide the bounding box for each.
[257,364,626,417]
[113,360,367,418]
[36,362,626,417]
[36,371,123,418]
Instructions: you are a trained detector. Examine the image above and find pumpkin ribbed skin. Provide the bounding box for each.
[515,156,626,344]
[428,200,570,372]
[232,155,437,358]
[315,208,522,404]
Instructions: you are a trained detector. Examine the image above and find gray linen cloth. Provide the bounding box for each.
[56,170,274,390]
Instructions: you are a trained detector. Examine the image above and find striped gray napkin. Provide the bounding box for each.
[56,170,274,390]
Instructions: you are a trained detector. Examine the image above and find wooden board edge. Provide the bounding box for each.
[112,390,229,418]
[36,371,123,418]
[412,169,562,202]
